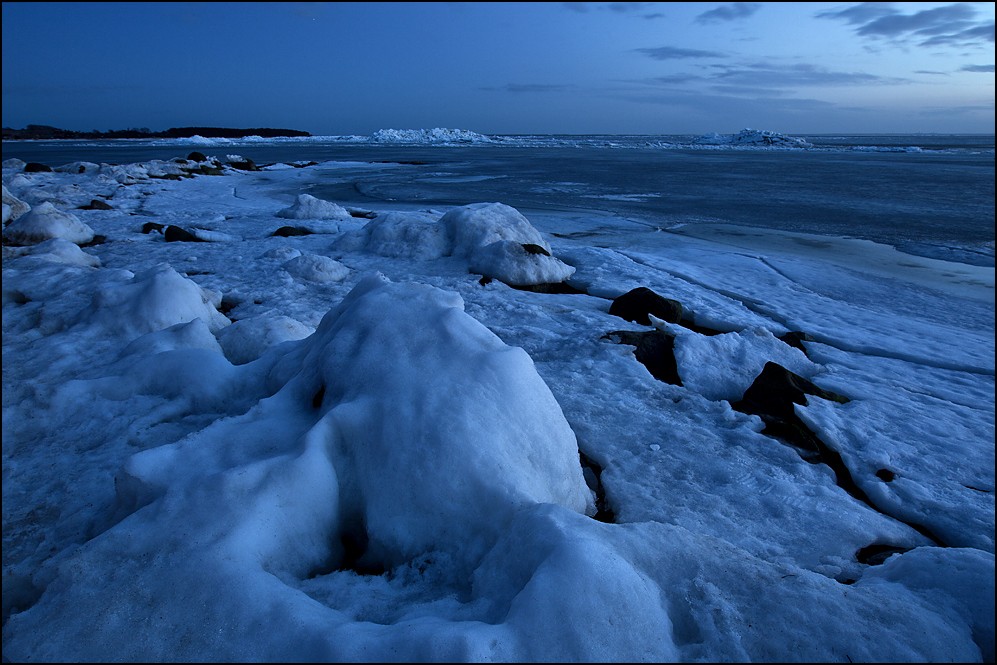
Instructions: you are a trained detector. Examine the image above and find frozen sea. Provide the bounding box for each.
[1,130,994,662]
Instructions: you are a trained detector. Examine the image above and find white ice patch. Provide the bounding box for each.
[277,193,351,220]
[1,202,95,246]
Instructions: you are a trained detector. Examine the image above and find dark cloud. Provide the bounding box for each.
[960,64,995,72]
[481,84,575,93]
[694,2,761,24]
[710,62,897,88]
[816,2,993,47]
[914,70,949,75]
[636,46,726,60]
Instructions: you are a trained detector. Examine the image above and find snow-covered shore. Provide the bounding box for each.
[2,154,994,661]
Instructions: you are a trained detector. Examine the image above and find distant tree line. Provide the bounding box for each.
[2,124,311,140]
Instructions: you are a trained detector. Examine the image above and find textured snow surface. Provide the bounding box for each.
[1,154,993,662]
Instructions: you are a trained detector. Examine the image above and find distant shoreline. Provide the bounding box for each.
[1,124,311,141]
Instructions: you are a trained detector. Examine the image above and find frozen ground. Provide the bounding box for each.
[1,153,994,662]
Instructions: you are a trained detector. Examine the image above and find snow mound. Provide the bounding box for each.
[333,211,450,260]
[2,184,31,224]
[470,239,576,286]
[84,263,230,338]
[441,202,550,258]
[368,128,494,144]
[216,314,314,365]
[1,201,95,246]
[54,161,101,174]
[282,253,350,282]
[4,237,101,268]
[694,128,813,149]
[267,273,595,570]
[277,194,351,220]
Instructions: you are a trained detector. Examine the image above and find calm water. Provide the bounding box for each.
[4,134,994,266]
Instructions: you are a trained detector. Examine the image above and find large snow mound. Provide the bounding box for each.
[694,128,813,149]
[83,263,230,338]
[276,193,351,220]
[1,201,95,246]
[334,211,451,260]
[368,128,494,144]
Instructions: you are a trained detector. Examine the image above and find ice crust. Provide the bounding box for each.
[1,152,993,662]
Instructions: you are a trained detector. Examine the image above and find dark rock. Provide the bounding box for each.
[272,226,312,237]
[142,222,165,234]
[609,287,683,325]
[579,451,615,523]
[79,199,114,210]
[678,318,726,336]
[187,151,207,162]
[292,161,319,168]
[511,282,586,295]
[856,544,911,566]
[149,173,181,181]
[479,275,493,286]
[192,164,224,176]
[80,235,107,247]
[312,386,326,409]
[24,162,52,173]
[164,225,205,242]
[228,158,259,171]
[779,331,816,353]
[521,243,551,256]
[876,469,896,482]
[733,362,849,426]
[349,210,377,219]
[604,329,682,386]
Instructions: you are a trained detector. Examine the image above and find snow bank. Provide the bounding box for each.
[277,193,351,220]
[1,201,95,245]
[694,128,813,149]
[216,314,314,365]
[333,211,451,260]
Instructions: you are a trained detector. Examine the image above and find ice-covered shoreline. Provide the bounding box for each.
[5,126,993,154]
[2,153,994,661]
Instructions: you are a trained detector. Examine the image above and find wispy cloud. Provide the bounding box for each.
[481,84,575,93]
[960,64,995,73]
[694,2,760,24]
[562,2,661,17]
[816,2,994,47]
[635,46,726,60]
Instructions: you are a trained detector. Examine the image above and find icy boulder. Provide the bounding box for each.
[694,128,813,149]
[282,254,350,282]
[4,238,101,268]
[1,202,94,246]
[440,202,575,285]
[368,127,493,144]
[84,263,230,338]
[2,184,31,224]
[277,194,351,220]
[216,314,314,365]
[441,202,549,258]
[270,273,595,570]
[333,211,450,260]
[470,239,575,286]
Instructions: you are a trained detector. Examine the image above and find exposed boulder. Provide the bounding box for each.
[272,226,313,237]
[604,329,682,385]
[24,162,53,173]
[164,225,206,243]
[79,199,114,210]
[609,287,683,325]
[187,151,208,162]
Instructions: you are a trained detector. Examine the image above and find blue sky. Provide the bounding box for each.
[2,2,993,135]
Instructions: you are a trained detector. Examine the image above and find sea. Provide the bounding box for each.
[3,133,994,267]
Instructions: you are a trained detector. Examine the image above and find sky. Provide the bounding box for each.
[1,2,994,135]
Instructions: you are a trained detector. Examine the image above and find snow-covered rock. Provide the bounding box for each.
[277,194,351,220]
[3,237,101,268]
[281,253,350,282]
[54,161,101,174]
[216,314,314,365]
[1,201,94,245]
[470,239,576,286]
[441,202,550,258]
[83,263,230,338]
[2,184,31,224]
[333,211,450,260]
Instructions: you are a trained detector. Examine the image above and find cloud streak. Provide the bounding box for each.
[694,2,760,24]
[816,2,994,47]
[481,83,575,93]
[635,46,726,60]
